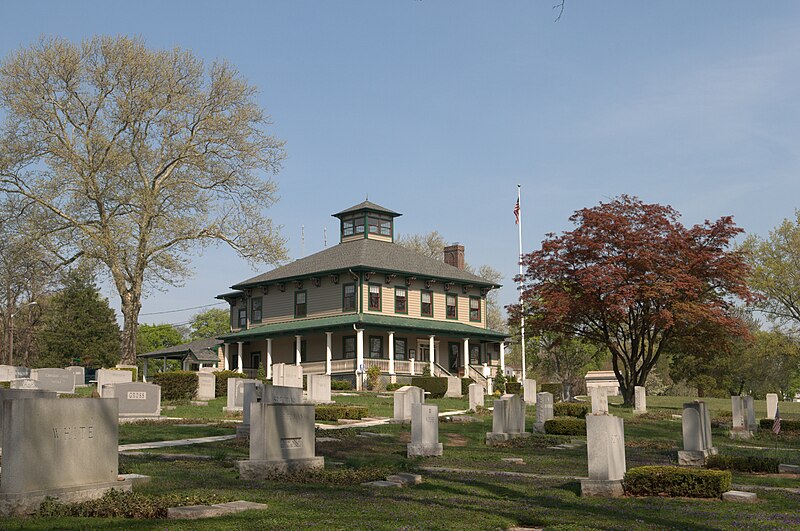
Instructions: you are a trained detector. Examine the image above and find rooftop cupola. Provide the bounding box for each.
[333,200,402,244]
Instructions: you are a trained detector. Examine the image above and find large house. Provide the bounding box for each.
[217,201,509,390]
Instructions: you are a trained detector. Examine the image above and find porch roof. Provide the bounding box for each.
[217,313,508,342]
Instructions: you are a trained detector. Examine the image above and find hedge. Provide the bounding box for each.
[461,378,474,395]
[505,382,522,395]
[760,418,800,432]
[706,455,780,473]
[624,466,731,498]
[213,370,243,397]
[315,405,368,421]
[386,383,403,392]
[554,402,589,418]
[544,417,586,435]
[410,377,448,398]
[540,383,562,400]
[151,371,197,401]
[331,379,353,391]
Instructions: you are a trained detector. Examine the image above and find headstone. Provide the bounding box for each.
[523,379,537,405]
[678,401,716,466]
[239,382,264,437]
[263,384,304,405]
[0,398,129,516]
[590,386,608,415]
[580,414,626,497]
[534,392,554,433]
[224,378,259,412]
[699,400,716,455]
[634,386,647,415]
[392,386,424,422]
[0,366,28,382]
[468,383,484,411]
[272,363,303,388]
[766,393,779,420]
[65,366,86,387]
[743,395,758,432]
[0,389,57,450]
[104,382,161,417]
[115,364,138,382]
[236,402,324,478]
[96,369,133,397]
[307,374,332,404]
[444,376,461,398]
[407,404,443,457]
[486,394,529,444]
[9,379,38,390]
[730,396,750,439]
[31,368,75,394]
[196,372,216,401]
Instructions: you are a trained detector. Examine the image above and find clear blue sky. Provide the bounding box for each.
[3,1,800,327]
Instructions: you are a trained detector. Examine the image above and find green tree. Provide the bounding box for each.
[536,333,605,399]
[35,272,120,368]
[137,323,184,356]
[0,36,287,365]
[189,307,230,340]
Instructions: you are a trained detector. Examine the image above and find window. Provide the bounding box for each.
[380,219,391,236]
[367,215,392,236]
[394,338,407,360]
[294,291,307,318]
[469,344,480,364]
[343,283,356,311]
[369,336,383,358]
[251,297,263,323]
[354,216,365,234]
[368,215,380,234]
[343,336,356,359]
[394,287,407,314]
[342,219,354,237]
[469,296,481,322]
[238,308,247,328]
[421,290,433,317]
[368,284,381,311]
[446,294,458,319]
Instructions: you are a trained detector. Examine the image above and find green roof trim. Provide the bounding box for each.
[218,314,508,342]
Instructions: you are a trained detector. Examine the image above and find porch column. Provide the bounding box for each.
[266,338,273,380]
[356,328,364,390]
[388,331,395,375]
[237,342,244,374]
[295,335,302,365]
[224,344,230,371]
[325,332,332,375]
[463,338,469,375]
[499,341,506,374]
[429,335,435,374]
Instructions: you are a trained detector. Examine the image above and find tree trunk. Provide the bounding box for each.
[119,294,141,366]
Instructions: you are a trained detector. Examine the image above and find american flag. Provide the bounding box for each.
[773,404,781,435]
[514,198,520,224]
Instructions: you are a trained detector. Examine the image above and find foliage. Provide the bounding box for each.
[35,271,120,368]
[331,379,353,391]
[535,332,605,396]
[386,383,403,392]
[461,378,475,395]
[421,364,431,377]
[623,466,732,498]
[760,418,800,432]
[706,455,779,473]
[137,324,184,356]
[213,370,242,396]
[553,402,589,418]
[511,196,752,405]
[152,371,198,401]
[366,365,381,390]
[505,382,522,394]
[189,308,230,340]
[36,489,227,519]
[410,376,448,398]
[543,417,585,435]
[540,383,563,400]
[239,465,397,486]
[396,230,448,260]
[315,405,369,421]
[493,372,507,394]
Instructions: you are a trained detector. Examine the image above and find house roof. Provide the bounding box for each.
[230,238,499,290]
[333,200,401,218]
[138,337,222,361]
[218,313,508,342]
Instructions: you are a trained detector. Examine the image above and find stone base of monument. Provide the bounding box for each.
[0,481,132,516]
[167,500,268,519]
[223,406,243,414]
[485,432,531,446]
[580,478,624,497]
[118,474,152,487]
[677,449,709,466]
[729,429,752,440]
[722,490,757,503]
[389,418,411,424]
[190,401,208,406]
[236,457,324,479]
[236,424,250,438]
[407,442,443,457]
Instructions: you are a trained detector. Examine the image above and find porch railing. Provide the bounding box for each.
[302,361,326,375]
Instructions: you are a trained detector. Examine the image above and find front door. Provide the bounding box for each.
[448,342,460,373]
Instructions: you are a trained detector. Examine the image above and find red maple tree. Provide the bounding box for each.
[510,196,753,405]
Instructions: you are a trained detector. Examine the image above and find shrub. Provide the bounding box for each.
[366,366,381,390]
[411,377,448,398]
[623,466,731,498]
[540,383,562,400]
[315,405,368,421]
[706,455,779,473]
[151,371,197,401]
[493,372,507,394]
[461,378,474,395]
[505,382,522,395]
[544,417,586,436]
[760,418,800,432]
[554,402,589,418]
[36,489,227,519]
[331,379,353,391]
[213,370,241,396]
[386,383,403,392]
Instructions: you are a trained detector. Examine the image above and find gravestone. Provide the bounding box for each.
[407,404,443,457]
[730,396,750,439]
[238,382,265,437]
[0,366,28,382]
[534,392,554,433]
[590,386,608,415]
[9,379,38,390]
[272,363,303,388]
[678,401,716,466]
[634,386,647,415]
[237,402,324,478]
[580,414,626,497]
[306,374,332,404]
[263,384,304,405]
[224,378,259,413]
[766,393,779,420]
[392,386,424,422]
[65,366,86,387]
[698,400,716,455]
[0,389,57,450]
[96,369,133,397]
[743,395,758,432]
[486,394,529,444]
[468,383,484,411]
[523,379,537,405]
[0,398,130,515]
[31,368,75,394]
[196,372,216,401]
[444,376,462,398]
[104,382,161,417]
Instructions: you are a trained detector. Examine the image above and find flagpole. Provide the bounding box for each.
[518,184,526,382]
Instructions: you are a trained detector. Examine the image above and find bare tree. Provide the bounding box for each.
[0,36,287,364]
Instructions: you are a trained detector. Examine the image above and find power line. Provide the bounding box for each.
[139,301,226,316]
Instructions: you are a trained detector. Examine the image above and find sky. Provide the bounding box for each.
[3,1,800,328]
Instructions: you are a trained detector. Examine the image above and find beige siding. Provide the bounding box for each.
[250,276,346,326]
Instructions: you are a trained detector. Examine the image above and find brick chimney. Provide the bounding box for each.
[443,243,465,270]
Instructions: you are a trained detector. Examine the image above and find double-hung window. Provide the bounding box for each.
[343,283,356,311]
[343,336,356,359]
[421,290,433,317]
[251,297,263,323]
[237,308,247,328]
[394,287,407,314]
[394,338,407,360]
[446,294,458,319]
[469,296,481,322]
[368,284,381,311]
[295,291,307,318]
[369,336,383,358]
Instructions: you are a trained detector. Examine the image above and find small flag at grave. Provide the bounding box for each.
[772,404,781,435]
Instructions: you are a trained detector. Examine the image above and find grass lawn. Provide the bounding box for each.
[6,391,800,529]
